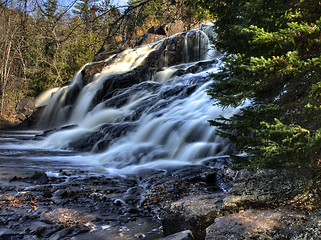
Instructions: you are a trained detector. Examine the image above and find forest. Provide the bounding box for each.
[1,0,321,183]
[0,0,212,121]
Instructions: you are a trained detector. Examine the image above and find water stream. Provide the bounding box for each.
[17,24,243,175]
[0,24,243,239]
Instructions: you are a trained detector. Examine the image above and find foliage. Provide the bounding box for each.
[208,0,321,175]
[126,0,214,39]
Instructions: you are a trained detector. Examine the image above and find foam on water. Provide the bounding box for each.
[28,23,245,173]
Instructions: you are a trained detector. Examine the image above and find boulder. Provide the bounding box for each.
[93,20,185,62]
[90,67,157,110]
[94,49,123,62]
[29,171,49,184]
[16,97,35,121]
[158,230,194,240]
[223,168,316,212]
[43,208,99,224]
[206,208,321,240]
[138,33,166,46]
[162,20,185,37]
[82,61,106,85]
[161,193,225,240]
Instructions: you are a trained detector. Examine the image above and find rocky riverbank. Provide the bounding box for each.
[161,168,321,240]
[1,160,320,240]
[0,155,234,240]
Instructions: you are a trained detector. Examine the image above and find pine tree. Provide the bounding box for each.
[72,0,97,28]
[208,0,321,183]
[42,0,58,21]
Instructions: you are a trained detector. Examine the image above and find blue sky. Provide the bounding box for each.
[59,0,129,6]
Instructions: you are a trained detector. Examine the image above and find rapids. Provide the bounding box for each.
[31,23,242,174]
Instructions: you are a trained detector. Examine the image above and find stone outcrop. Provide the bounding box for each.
[16,97,35,121]
[161,168,320,240]
[223,167,316,212]
[205,208,321,240]
[161,193,225,240]
[94,20,185,62]
[159,230,194,240]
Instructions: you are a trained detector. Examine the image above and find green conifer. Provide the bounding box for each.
[208,0,321,182]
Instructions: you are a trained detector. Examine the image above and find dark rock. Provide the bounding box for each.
[144,20,184,38]
[159,230,194,240]
[10,176,23,182]
[124,186,145,205]
[34,125,77,139]
[138,33,166,46]
[94,49,124,62]
[0,233,25,240]
[48,225,90,240]
[90,67,157,111]
[35,224,64,237]
[43,190,52,198]
[29,171,48,184]
[162,20,185,37]
[54,189,69,198]
[16,97,35,121]
[174,60,218,76]
[68,122,136,152]
[161,193,225,240]
[82,61,106,86]
[62,83,81,107]
[94,20,185,62]
[205,208,321,240]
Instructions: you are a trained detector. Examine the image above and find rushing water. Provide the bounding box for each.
[0,23,245,240]
[2,23,243,176]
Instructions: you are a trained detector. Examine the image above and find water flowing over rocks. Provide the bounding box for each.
[1,22,320,240]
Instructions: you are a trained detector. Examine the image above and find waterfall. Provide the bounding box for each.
[34,24,243,173]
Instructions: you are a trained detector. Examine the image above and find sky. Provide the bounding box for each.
[59,0,129,7]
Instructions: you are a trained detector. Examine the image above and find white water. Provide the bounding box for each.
[29,24,244,174]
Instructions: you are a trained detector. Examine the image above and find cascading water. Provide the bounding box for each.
[33,23,243,174]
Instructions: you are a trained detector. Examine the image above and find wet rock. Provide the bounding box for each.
[68,122,136,152]
[94,48,124,62]
[223,168,315,212]
[161,193,225,240]
[43,208,99,224]
[138,33,166,46]
[82,61,106,86]
[174,60,218,76]
[90,67,157,111]
[124,186,145,206]
[43,190,53,198]
[48,225,90,240]
[0,233,25,240]
[29,171,49,184]
[205,208,321,240]
[63,83,81,107]
[159,230,194,240]
[9,176,23,182]
[35,224,65,237]
[34,125,77,139]
[54,189,69,198]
